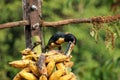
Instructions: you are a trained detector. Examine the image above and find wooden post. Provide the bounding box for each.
[22,0,43,51]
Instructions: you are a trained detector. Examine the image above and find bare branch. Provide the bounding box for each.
[0,14,120,29]
[0,20,29,29]
[42,18,91,27]
[43,14,120,27]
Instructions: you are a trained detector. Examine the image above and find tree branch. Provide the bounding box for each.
[0,14,120,29]
[0,20,29,29]
[43,14,120,27]
[42,18,91,27]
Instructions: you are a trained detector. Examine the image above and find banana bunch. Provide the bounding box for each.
[9,48,76,80]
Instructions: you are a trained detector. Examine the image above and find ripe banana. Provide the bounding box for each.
[58,72,75,80]
[70,72,76,80]
[45,54,69,63]
[22,67,31,72]
[21,48,33,55]
[56,62,65,70]
[39,75,47,80]
[29,62,40,77]
[10,49,76,80]
[44,50,59,57]
[19,70,37,80]
[47,60,55,76]
[64,61,74,68]
[13,73,22,80]
[9,60,31,69]
[70,76,76,80]
[22,55,35,60]
[49,69,65,80]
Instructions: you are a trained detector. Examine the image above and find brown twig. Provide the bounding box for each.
[0,20,29,29]
[0,14,120,29]
[42,18,91,27]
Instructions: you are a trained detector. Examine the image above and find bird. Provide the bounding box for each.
[44,32,76,56]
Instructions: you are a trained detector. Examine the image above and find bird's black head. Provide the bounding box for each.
[64,33,76,45]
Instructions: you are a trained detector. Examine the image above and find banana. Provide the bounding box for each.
[29,62,40,77]
[9,60,31,69]
[70,72,77,80]
[70,72,76,80]
[49,69,65,80]
[13,73,22,80]
[45,54,69,63]
[22,67,31,72]
[64,61,74,68]
[22,55,34,60]
[70,76,76,80]
[10,48,76,80]
[56,62,65,70]
[58,72,74,80]
[44,50,58,57]
[39,75,47,80]
[21,48,32,55]
[13,68,31,80]
[22,54,38,61]
[46,60,55,76]
[19,70,38,80]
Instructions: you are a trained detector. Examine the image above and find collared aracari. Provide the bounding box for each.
[44,32,76,56]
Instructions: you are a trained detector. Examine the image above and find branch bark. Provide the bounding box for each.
[0,14,120,29]
[0,20,29,29]
[42,14,120,27]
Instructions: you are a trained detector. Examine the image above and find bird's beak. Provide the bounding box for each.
[65,42,75,56]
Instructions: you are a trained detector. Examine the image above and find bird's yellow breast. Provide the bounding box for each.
[55,38,65,44]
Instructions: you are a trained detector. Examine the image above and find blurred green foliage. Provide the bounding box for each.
[0,0,120,80]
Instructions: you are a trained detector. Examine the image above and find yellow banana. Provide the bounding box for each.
[45,54,69,63]
[56,62,65,70]
[58,72,74,80]
[44,50,58,57]
[29,62,40,77]
[22,54,38,61]
[70,72,76,80]
[21,48,33,55]
[13,68,31,80]
[19,70,37,80]
[13,73,22,80]
[22,55,33,60]
[39,75,47,80]
[49,69,65,80]
[64,61,74,68]
[70,76,76,80]
[9,60,31,69]
[22,67,31,72]
[46,60,55,76]
[10,48,76,80]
